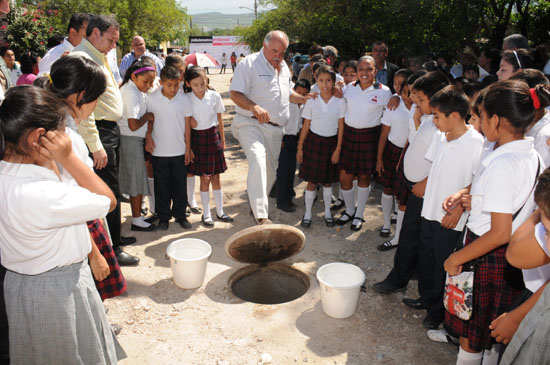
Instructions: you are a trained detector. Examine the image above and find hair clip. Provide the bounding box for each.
[512,50,522,69]
[530,88,541,110]
[46,73,53,84]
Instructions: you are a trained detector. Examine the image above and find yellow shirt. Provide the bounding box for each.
[72,39,123,152]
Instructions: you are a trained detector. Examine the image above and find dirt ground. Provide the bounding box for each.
[113,72,457,364]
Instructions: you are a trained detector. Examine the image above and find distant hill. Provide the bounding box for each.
[190,12,256,31]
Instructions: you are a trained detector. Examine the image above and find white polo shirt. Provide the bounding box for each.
[0,161,111,275]
[301,96,346,137]
[184,89,225,130]
[403,114,437,183]
[381,96,410,148]
[522,222,550,292]
[38,38,74,76]
[421,127,484,230]
[526,112,550,165]
[285,102,303,136]
[119,80,148,138]
[146,89,188,157]
[229,50,292,126]
[467,138,542,236]
[343,82,392,129]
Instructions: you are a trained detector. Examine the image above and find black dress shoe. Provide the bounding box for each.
[144,214,159,224]
[115,248,139,266]
[131,223,156,232]
[118,236,137,246]
[402,298,426,310]
[158,220,169,231]
[201,215,214,227]
[301,216,311,228]
[350,217,365,231]
[336,211,353,225]
[324,217,335,227]
[277,202,296,213]
[176,218,192,229]
[216,213,234,222]
[422,316,441,330]
[372,279,407,294]
[330,198,345,211]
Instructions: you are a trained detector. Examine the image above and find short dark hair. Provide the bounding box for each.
[373,40,388,52]
[309,54,324,65]
[308,44,323,57]
[20,52,39,74]
[311,60,327,75]
[535,168,550,219]
[0,46,12,58]
[48,55,107,107]
[509,69,550,88]
[86,15,119,37]
[294,78,311,92]
[412,71,451,98]
[463,63,480,76]
[160,65,180,81]
[0,86,67,159]
[406,70,428,86]
[67,13,90,34]
[503,34,528,50]
[429,85,470,119]
[462,81,485,99]
[315,65,336,83]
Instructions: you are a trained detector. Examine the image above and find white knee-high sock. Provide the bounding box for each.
[381,193,394,229]
[393,196,399,214]
[456,348,483,365]
[481,345,500,365]
[213,189,225,216]
[200,191,211,220]
[148,177,155,214]
[187,176,198,208]
[322,187,333,218]
[304,190,316,220]
[353,179,359,206]
[390,210,405,245]
[338,183,343,200]
[354,186,371,222]
[341,188,355,217]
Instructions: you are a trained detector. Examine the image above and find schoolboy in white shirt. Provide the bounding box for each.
[145,66,192,230]
[413,86,484,330]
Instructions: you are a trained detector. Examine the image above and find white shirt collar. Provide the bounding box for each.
[481,138,535,167]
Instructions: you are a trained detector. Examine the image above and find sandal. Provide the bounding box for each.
[379,227,391,238]
[336,211,353,225]
[330,198,345,211]
[377,240,398,251]
[350,217,365,231]
[324,217,335,227]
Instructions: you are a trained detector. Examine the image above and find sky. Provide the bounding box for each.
[180,0,271,15]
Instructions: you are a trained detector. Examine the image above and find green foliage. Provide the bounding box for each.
[240,0,550,62]
[4,3,64,57]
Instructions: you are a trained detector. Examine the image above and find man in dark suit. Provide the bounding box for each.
[372,41,400,93]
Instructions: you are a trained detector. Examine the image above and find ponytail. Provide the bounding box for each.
[533,84,550,110]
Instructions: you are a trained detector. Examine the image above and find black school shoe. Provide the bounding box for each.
[402,298,426,310]
[157,221,169,231]
[176,218,192,229]
[216,213,234,222]
[372,278,407,294]
[119,236,137,245]
[277,202,297,213]
[115,248,139,266]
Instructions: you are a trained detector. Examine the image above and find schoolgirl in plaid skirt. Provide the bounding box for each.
[338,56,392,231]
[184,66,232,227]
[442,80,544,362]
[297,65,345,228]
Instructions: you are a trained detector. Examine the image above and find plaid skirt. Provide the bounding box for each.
[339,124,381,175]
[393,144,410,206]
[298,131,339,184]
[88,219,127,301]
[378,141,403,188]
[444,229,523,351]
[190,126,227,176]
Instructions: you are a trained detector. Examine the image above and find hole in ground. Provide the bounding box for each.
[229,263,310,305]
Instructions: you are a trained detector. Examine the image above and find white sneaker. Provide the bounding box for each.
[427,329,459,345]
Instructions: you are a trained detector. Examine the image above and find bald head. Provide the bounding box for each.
[262,30,289,70]
[132,36,146,57]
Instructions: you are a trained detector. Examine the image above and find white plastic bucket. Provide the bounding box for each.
[166,238,212,289]
[316,262,365,318]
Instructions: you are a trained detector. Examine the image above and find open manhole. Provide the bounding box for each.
[225,224,309,305]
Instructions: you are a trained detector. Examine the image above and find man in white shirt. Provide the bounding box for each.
[119,36,164,79]
[38,13,90,76]
[230,30,309,225]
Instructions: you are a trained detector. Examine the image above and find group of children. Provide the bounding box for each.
[284,50,550,363]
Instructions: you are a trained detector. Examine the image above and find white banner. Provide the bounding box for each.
[189,36,250,67]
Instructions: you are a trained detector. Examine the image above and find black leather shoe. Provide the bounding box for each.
[277,202,296,213]
[372,279,407,294]
[325,217,335,227]
[336,211,353,225]
[176,218,192,229]
[189,206,202,214]
[158,220,169,231]
[115,248,139,266]
[301,216,311,228]
[422,316,441,330]
[216,213,234,222]
[350,217,365,231]
[131,223,156,232]
[144,214,159,224]
[119,236,137,246]
[201,215,214,227]
[403,298,426,310]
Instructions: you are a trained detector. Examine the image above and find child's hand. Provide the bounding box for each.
[441,205,463,229]
[332,86,343,99]
[489,311,521,344]
[142,112,155,123]
[38,130,73,163]
[331,149,340,164]
[386,95,401,111]
[145,133,155,153]
[444,253,463,276]
[185,149,194,165]
[190,117,198,129]
[296,149,303,164]
[411,180,427,198]
[89,249,110,281]
[442,192,463,213]
[376,158,384,176]
[461,194,472,211]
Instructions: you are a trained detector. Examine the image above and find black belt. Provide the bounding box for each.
[250,116,281,127]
